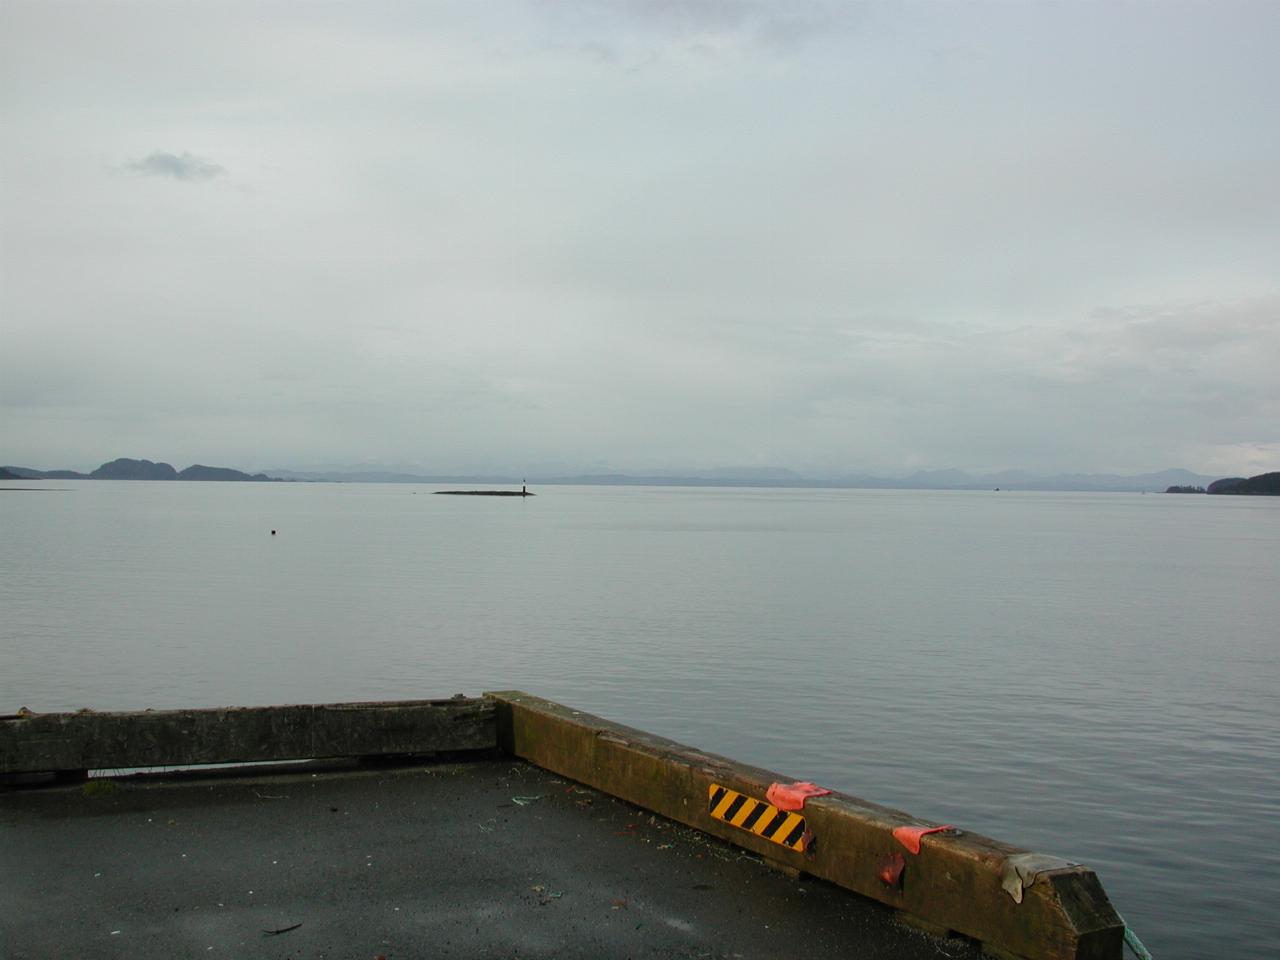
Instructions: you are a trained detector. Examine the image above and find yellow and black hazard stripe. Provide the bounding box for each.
[708,784,808,852]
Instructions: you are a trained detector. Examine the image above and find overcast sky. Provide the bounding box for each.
[2,1,1277,477]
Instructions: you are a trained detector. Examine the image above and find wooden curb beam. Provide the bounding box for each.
[0,698,496,774]
[487,691,1125,960]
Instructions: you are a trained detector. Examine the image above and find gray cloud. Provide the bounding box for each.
[2,1,1278,477]
[535,0,839,60]
[123,151,226,181]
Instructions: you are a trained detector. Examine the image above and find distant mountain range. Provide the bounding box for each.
[258,465,1232,492]
[2,458,273,482]
[5,459,1276,494]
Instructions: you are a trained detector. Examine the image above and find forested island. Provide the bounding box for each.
[1,458,275,482]
[1165,472,1280,495]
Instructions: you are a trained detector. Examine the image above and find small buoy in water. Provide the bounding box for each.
[271,529,276,535]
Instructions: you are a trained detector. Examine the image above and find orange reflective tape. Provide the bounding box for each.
[892,824,955,855]
[765,781,832,812]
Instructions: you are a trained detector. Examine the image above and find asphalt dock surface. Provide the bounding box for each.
[1,758,980,959]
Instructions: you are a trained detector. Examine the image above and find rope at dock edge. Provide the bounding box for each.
[1120,915,1153,960]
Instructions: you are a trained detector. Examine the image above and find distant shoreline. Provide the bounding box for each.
[5,458,1278,495]
[1165,472,1280,496]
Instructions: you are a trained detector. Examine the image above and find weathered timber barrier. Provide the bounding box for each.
[488,691,1124,960]
[2,692,1124,959]
[0,698,495,774]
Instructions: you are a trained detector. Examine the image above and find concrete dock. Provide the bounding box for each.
[1,694,1126,959]
[2,758,971,959]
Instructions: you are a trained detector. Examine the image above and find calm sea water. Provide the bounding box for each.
[2,481,1277,957]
